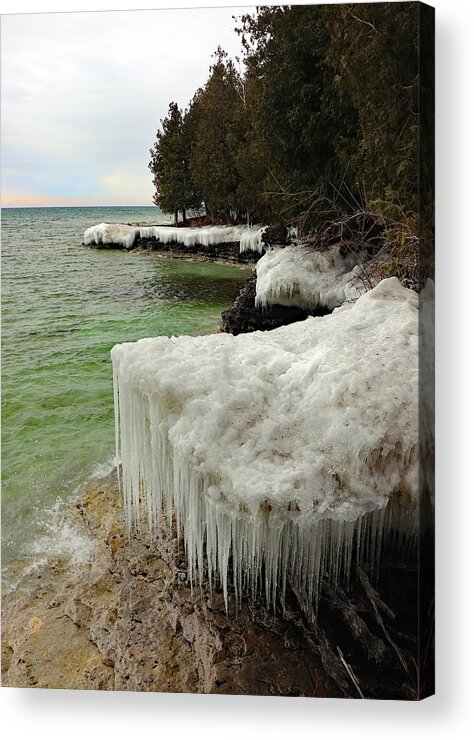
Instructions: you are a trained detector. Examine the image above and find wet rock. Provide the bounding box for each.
[221,274,329,335]
[263,224,290,247]
[1,471,330,696]
[134,237,258,264]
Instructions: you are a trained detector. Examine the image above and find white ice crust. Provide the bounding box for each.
[84,223,141,250]
[255,245,368,310]
[112,278,419,609]
[84,223,266,253]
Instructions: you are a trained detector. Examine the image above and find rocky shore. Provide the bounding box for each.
[2,232,433,699]
[133,236,258,264]
[2,469,433,698]
[1,470,333,696]
[221,274,329,334]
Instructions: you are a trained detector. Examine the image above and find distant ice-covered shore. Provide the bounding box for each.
[84,222,267,255]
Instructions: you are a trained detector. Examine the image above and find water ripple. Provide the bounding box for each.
[1,206,251,572]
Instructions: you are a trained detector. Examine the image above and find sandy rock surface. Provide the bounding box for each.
[1,471,329,695]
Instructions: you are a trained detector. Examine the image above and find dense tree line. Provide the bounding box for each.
[149,3,426,236]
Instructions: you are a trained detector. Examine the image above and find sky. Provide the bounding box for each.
[0,7,248,207]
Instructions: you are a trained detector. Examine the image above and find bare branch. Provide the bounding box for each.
[349,11,377,33]
[336,646,365,699]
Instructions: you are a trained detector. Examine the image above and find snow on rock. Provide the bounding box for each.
[84,223,265,253]
[112,277,419,611]
[239,226,267,254]
[84,223,140,250]
[255,244,368,311]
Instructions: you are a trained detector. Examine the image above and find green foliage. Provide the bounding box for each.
[187,49,243,219]
[238,5,362,228]
[238,4,358,221]
[324,2,419,217]
[149,101,201,222]
[149,2,427,252]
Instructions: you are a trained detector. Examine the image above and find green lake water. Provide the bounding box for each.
[1,206,251,574]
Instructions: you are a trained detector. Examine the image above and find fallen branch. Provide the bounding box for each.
[336,646,365,699]
[359,567,410,675]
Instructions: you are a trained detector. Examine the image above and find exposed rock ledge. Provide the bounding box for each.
[83,223,269,264]
[221,274,329,334]
[1,471,332,695]
[1,470,432,698]
[135,236,258,264]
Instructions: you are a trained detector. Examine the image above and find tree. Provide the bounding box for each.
[188,49,244,220]
[149,3,422,240]
[237,5,359,226]
[149,102,201,224]
[324,2,419,218]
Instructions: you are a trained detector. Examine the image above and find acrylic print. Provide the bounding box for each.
[1,3,434,699]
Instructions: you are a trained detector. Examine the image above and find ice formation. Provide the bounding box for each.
[84,223,265,253]
[112,278,419,612]
[238,226,267,254]
[255,245,368,311]
[84,223,140,250]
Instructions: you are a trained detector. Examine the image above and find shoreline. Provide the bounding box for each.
[87,238,260,266]
[2,466,428,698]
[1,470,333,696]
[83,222,270,264]
[129,245,254,269]
[2,224,432,698]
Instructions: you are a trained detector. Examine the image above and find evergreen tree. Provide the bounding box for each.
[189,49,243,220]
[149,4,422,238]
[324,2,419,218]
[149,102,201,224]
[238,5,359,226]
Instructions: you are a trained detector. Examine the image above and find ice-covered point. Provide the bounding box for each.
[84,223,140,250]
[111,277,419,611]
[84,223,265,253]
[255,245,368,311]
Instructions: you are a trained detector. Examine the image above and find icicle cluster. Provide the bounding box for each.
[112,278,420,612]
[255,245,368,311]
[84,223,265,253]
[84,223,140,250]
[239,226,267,254]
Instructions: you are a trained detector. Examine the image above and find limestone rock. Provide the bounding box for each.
[1,471,330,696]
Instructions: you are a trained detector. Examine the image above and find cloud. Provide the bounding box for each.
[98,169,154,205]
[1,7,246,207]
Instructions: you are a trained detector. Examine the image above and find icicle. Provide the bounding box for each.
[84,223,140,249]
[84,223,266,253]
[239,226,267,254]
[255,244,368,311]
[111,278,421,615]
[112,372,417,613]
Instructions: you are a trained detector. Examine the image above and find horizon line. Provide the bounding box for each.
[1,204,158,209]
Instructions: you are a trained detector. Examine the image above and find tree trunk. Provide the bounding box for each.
[174,209,179,227]
[182,208,187,223]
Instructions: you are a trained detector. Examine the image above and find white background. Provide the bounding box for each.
[1,0,473,737]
